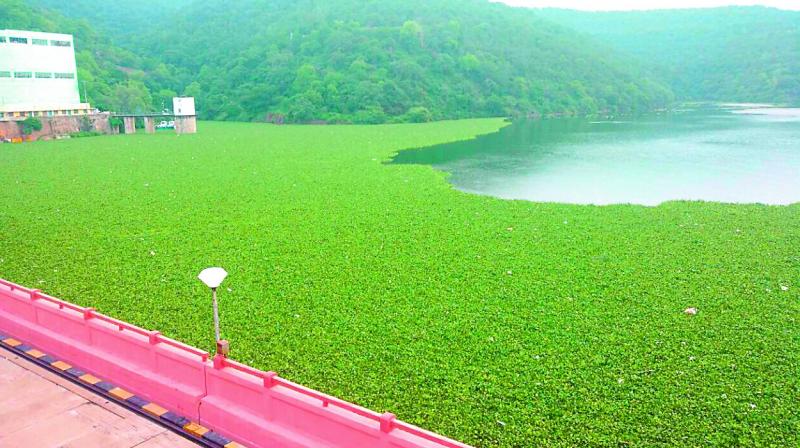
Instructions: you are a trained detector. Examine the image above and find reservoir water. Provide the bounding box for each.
[392,106,800,205]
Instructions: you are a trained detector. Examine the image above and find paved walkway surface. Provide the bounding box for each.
[0,348,198,448]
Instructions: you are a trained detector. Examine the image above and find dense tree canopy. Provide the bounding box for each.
[30,0,193,39]
[128,0,676,122]
[539,7,800,104]
[8,0,673,122]
[6,1,799,122]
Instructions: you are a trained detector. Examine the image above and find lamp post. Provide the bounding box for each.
[198,267,229,356]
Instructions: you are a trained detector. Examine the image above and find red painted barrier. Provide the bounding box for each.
[0,279,207,419]
[0,279,471,448]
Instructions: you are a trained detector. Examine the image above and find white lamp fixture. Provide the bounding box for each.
[198,267,228,289]
[198,267,228,349]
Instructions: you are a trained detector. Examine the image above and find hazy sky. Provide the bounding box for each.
[493,0,800,10]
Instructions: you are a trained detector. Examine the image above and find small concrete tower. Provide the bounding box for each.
[173,97,197,134]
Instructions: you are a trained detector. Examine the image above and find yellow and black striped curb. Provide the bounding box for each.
[1,333,244,448]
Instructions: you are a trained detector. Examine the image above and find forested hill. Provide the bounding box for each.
[29,0,193,39]
[538,7,800,104]
[13,0,673,123]
[149,0,681,122]
[8,2,799,122]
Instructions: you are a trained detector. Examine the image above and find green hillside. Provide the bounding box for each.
[8,2,799,120]
[14,0,674,122]
[30,0,193,38]
[134,0,675,122]
[538,7,800,104]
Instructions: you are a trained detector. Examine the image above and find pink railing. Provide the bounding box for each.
[0,278,471,448]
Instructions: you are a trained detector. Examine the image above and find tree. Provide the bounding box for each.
[108,80,153,114]
[401,20,425,48]
[404,106,432,123]
[155,89,178,112]
[109,117,124,133]
[354,105,387,124]
[20,117,43,135]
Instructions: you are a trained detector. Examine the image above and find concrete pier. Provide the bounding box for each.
[143,117,156,134]
[174,116,197,134]
[123,116,136,134]
[114,96,198,136]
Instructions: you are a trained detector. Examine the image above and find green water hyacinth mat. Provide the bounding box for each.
[1,119,798,447]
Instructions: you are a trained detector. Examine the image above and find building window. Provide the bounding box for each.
[0,37,6,43]
[14,72,33,78]
[0,71,11,78]
[35,72,53,78]
[32,38,48,46]
[9,37,28,44]
[50,40,72,47]
[55,72,75,79]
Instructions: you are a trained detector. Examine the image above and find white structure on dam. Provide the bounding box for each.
[172,96,197,134]
[0,30,92,120]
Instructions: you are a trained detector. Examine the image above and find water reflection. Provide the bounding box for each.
[393,108,800,205]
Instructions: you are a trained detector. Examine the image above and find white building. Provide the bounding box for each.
[172,97,197,134]
[0,30,92,120]
[173,97,196,116]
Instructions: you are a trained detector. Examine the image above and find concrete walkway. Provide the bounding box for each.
[0,349,197,447]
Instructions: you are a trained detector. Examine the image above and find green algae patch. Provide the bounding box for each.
[1,119,798,447]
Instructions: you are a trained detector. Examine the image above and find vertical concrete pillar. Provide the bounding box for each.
[144,117,156,134]
[174,116,197,134]
[123,117,136,134]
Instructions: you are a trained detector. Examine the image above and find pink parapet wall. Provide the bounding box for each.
[0,278,471,448]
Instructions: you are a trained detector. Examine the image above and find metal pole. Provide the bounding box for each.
[212,287,221,342]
